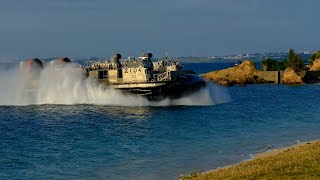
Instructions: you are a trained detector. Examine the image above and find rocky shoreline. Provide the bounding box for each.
[201,59,320,86]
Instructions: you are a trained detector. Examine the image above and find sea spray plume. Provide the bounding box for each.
[35,63,150,105]
[0,64,150,106]
[0,60,230,106]
[0,59,44,105]
[159,82,231,106]
[0,67,28,105]
[206,81,231,104]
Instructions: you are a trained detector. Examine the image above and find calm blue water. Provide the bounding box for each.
[183,62,232,74]
[1,63,320,179]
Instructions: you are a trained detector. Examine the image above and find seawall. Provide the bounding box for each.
[256,70,282,84]
[246,70,320,84]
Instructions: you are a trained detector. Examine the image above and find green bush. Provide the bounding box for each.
[261,58,287,71]
[309,50,320,66]
[277,60,287,70]
[287,49,304,71]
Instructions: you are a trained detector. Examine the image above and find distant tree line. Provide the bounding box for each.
[261,49,305,71]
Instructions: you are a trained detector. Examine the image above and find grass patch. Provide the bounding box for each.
[187,141,320,180]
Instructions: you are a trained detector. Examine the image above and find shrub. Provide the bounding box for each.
[309,50,320,66]
[261,58,287,71]
[287,49,304,71]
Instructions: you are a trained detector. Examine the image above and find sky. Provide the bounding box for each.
[0,0,319,59]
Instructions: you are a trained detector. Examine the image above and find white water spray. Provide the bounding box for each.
[0,63,230,106]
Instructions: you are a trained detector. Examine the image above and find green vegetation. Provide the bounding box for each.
[261,49,305,71]
[261,58,287,71]
[184,141,320,180]
[309,50,320,66]
[287,48,304,71]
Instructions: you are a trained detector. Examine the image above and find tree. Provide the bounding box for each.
[288,49,295,63]
[277,60,287,70]
[261,58,287,71]
[287,49,304,71]
[309,50,320,66]
[261,58,277,71]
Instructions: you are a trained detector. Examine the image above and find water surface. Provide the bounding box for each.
[1,84,320,179]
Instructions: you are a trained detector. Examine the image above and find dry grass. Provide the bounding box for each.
[183,141,320,180]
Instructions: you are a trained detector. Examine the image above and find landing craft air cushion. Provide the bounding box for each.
[20,53,207,101]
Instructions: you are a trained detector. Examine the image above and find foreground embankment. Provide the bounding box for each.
[183,141,320,180]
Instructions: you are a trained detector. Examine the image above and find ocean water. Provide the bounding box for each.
[1,62,320,179]
[183,62,233,74]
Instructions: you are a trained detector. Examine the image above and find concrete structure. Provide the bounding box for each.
[256,70,320,84]
[256,70,281,84]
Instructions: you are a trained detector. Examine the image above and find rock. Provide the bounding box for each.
[201,60,257,86]
[309,58,320,71]
[282,67,303,84]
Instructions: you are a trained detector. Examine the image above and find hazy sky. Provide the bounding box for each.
[0,0,319,58]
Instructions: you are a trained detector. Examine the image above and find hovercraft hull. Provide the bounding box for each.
[107,74,206,101]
